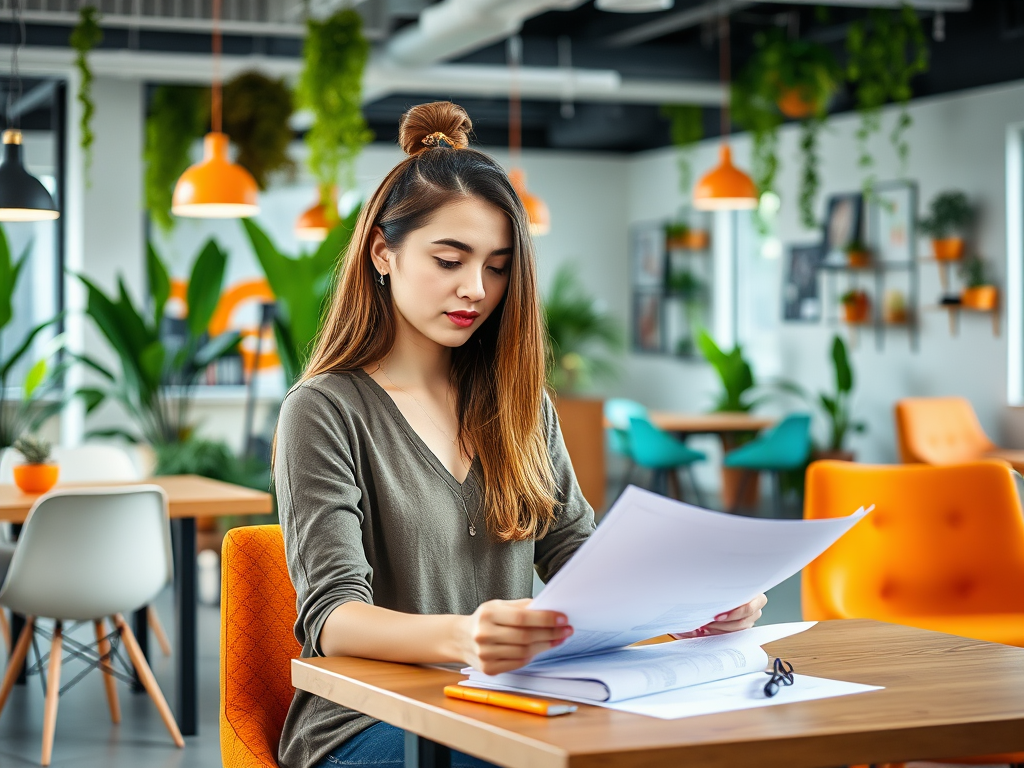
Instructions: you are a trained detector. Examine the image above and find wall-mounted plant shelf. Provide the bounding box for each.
[925,303,1000,337]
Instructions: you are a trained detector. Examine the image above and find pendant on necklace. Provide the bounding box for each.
[469,524,477,537]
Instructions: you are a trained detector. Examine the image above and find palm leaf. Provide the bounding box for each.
[147,241,171,327]
[186,239,228,338]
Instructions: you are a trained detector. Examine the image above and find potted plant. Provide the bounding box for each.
[919,191,974,261]
[845,239,872,269]
[11,435,59,493]
[840,290,871,324]
[883,289,908,324]
[959,257,998,311]
[665,222,690,251]
[733,31,841,229]
[543,264,622,511]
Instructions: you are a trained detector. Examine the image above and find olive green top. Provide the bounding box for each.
[274,369,596,768]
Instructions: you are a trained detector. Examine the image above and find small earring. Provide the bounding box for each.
[379,273,385,286]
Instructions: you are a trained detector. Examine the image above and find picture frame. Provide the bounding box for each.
[782,243,824,322]
[821,193,864,265]
[632,291,664,353]
[867,180,917,265]
[630,222,667,289]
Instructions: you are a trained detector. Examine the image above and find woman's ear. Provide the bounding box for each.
[369,226,391,276]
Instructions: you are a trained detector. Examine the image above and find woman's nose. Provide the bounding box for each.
[458,269,486,301]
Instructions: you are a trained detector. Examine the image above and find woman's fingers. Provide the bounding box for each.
[481,623,572,646]
[712,594,768,622]
[484,600,568,630]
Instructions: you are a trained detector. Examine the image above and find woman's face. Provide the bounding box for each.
[372,196,513,350]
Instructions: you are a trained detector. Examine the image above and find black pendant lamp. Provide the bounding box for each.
[0,0,59,222]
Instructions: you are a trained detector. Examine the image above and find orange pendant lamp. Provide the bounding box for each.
[507,36,550,236]
[295,185,339,241]
[172,0,258,219]
[693,13,758,211]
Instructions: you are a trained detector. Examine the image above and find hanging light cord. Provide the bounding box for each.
[507,35,521,167]
[6,0,26,131]
[211,0,222,133]
[719,11,730,139]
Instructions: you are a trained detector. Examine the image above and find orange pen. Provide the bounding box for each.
[443,684,577,716]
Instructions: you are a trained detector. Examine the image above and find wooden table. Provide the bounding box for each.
[292,619,1024,768]
[986,449,1024,474]
[0,474,272,737]
[647,411,775,436]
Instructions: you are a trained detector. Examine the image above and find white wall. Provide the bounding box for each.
[621,79,1024,470]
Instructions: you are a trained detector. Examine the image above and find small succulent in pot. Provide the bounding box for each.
[13,435,53,465]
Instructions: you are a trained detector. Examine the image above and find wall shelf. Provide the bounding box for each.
[925,304,1001,337]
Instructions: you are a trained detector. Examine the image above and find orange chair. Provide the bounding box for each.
[804,460,1024,767]
[220,525,300,768]
[894,396,1024,472]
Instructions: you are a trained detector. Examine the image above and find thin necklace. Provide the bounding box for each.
[376,364,479,536]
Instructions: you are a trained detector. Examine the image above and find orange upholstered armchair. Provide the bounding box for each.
[894,396,1024,472]
[221,525,300,768]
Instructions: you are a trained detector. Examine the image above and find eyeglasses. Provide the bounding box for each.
[763,657,795,698]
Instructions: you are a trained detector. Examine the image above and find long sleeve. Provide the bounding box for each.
[275,383,374,657]
[533,393,597,582]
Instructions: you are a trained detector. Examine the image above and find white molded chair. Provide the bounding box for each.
[0,444,172,656]
[0,486,184,765]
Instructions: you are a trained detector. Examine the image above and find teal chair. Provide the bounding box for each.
[627,416,706,505]
[604,399,649,494]
[722,413,812,516]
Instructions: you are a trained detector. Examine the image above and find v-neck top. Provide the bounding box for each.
[274,370,596,768]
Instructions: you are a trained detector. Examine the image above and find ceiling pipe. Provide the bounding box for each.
[385,0,590,67]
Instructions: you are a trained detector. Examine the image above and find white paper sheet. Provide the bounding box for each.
[528,486,871,665]
[464,670,883,720]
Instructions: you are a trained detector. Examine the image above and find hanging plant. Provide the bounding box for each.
[733,30,841,229]
[660,104,703,200]
[222,71,296,190]
[846,6,929,199]
[69,4,103,185]
[297,9,373,208]
[144,85,209,232]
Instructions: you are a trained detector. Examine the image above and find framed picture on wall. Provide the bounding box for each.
[867,180,917,264]
[630,223,667,288]
[782,243,824,322]
[821,193,863,264]
[632,291,664,353]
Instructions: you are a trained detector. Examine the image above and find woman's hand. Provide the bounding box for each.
[669,593,768,639]
[458,598,573,675]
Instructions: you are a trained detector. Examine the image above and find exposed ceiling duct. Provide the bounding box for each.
[385,0,590,67]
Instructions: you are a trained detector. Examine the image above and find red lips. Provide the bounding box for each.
[446,310,479,328]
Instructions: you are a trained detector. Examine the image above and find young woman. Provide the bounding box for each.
[274,102,767,768]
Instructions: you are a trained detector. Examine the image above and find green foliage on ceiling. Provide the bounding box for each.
[222,71,296,190]
[297,9,373,205]
[660,104,704,200]
[70,4,103,185]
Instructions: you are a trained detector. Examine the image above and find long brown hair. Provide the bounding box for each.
[301,101,557,542]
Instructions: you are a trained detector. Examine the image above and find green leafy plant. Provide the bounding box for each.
[297,9,373,207]
[153,437,269,489]
[241,210,360,386]
[70,4,103,184]
[144,85,209,232]
[0,228,66,449]
[13,434,52,465]
[660,105,703,199]
[846,6,929,197]
[919,191,974,239]
[733,31,841,229]
[74,240,240,446]
[695,328,761,413]
[958,256,990,288]
[667,269,705,301]
[542,264,622,394]
[222,71,296,189]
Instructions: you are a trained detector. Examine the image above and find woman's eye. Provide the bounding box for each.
[434,258,460,270]
[488,266,509,276]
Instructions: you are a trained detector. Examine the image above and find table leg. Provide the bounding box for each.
[172,517,198,737]
[404,731,452,768]
[131,607,149,692]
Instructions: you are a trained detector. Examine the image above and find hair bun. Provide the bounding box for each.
[399,102,472,156]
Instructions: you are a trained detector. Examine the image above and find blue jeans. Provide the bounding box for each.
[318,722,498,768]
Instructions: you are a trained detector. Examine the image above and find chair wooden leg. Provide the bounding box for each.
[114,613,184,748]
[94,619,121,724]
[0,608,9,653]
[666,469,682,500]
[0,615,34,718]
[147,606,172,657]
[41,621,63,767]
[730,470,752,514]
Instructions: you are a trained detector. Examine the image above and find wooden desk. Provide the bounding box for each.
[0,475,272,737]
[985,449,1024,474]
[292,619,1024,768]
[647,411,775,435]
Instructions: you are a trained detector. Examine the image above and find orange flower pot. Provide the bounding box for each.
[841,294,871,324]
[961,285,998,311]
[777,87,817,120]
[847,250,871,269]
[13,463,59,493]
[683,229,710,250]
[932,237,964,261]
